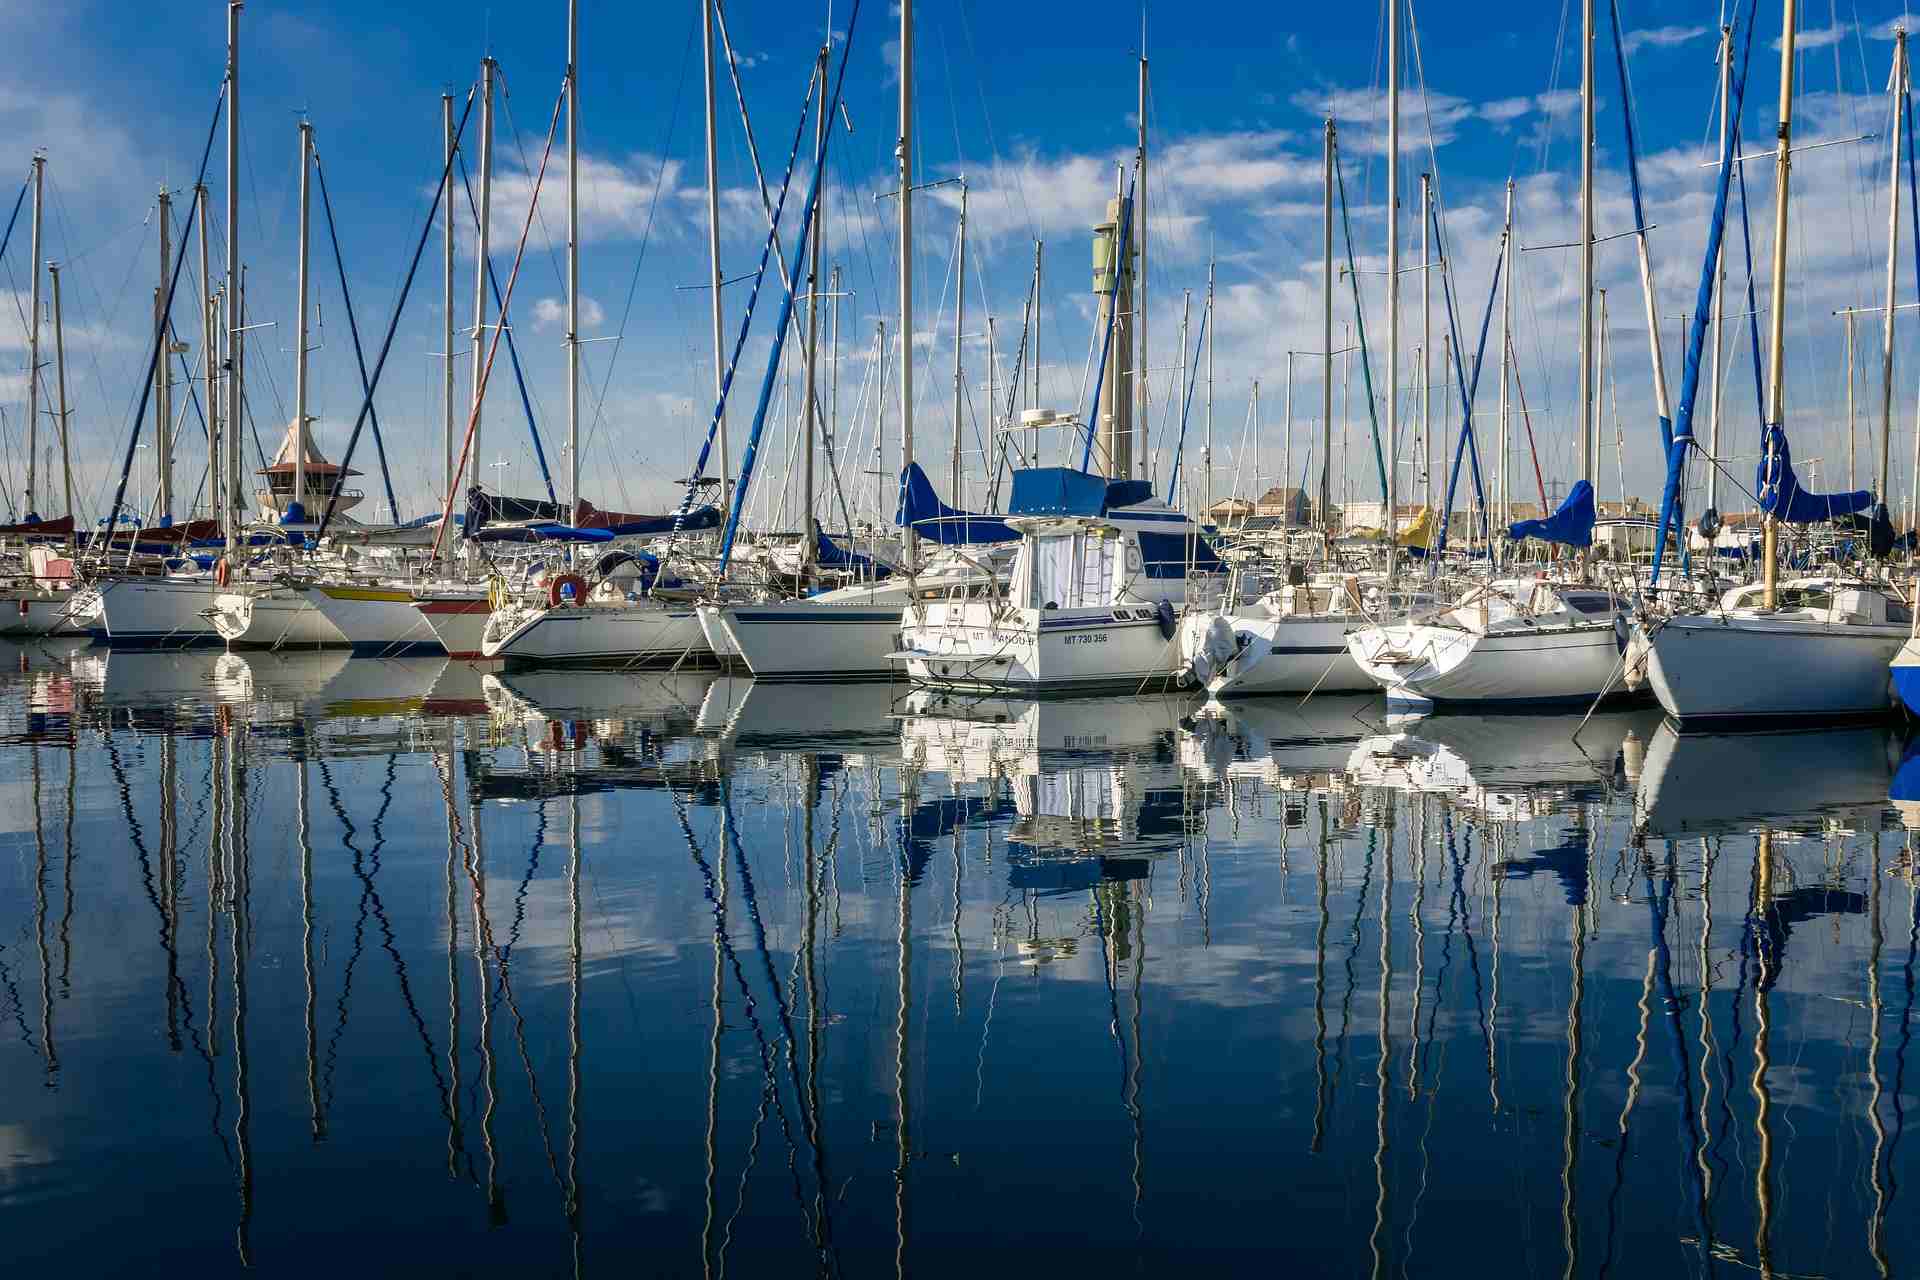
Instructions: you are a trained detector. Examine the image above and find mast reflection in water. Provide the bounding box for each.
[0,637,1917,1276]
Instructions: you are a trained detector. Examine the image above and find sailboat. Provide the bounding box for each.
[1346,0,1634,712]
[1641,4,1909,726]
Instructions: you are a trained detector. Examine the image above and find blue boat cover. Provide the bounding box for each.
[594,505,720,536]
[1103,478,1155,510]
[1508,478,1596,548]
[1007,466,1111,517]
[1757,426,1874,523]
[472,521,616,544]
[894,462,1016,543]
[815,529,893,578]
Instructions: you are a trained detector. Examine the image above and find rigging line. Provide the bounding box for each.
[312,148,402,523]
[330,82,479,547]
[1333,142,1389,501]
[101,83,223,534]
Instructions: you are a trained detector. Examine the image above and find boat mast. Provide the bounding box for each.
[1709,24,1731,515]
[1283,353,1294,523]
[802,42,826,575]
[1321,119,1333,536]
[567,0,581,523]
[898,0,916,572]
[470,56,495,499]
[155,186,174,524]
[1881,28,1907,498]
[47,261,71,523]
[1136,36,1148,483]
[951,178,966,510]
[1420,171,1431,518]
[24,153,41,519]
[1386,0,1400,583]
[442,93,455,506]
[1579,0,1595,495]
[198,182,216,536]
[702,0,728,513]
[1499,179,1514,532]
[1762,0,1799,609]
[292,121,312,523]
[1207,252,1216,514]
[225,1,242,555]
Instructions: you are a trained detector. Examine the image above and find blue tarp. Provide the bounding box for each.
[894,462,1016,543]
[1508,478,1597,548]
[593,505,720,536]
[1756,426,1875,523]
[1139,529,1225,578]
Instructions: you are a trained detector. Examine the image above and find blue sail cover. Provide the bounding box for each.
[894,462,1016,543]
[1756,426,1874,523]
[1007,466,1111,517]
[1508,478,1597,548]
[815,529,893,578]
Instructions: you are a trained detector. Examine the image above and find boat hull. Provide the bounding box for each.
[413,593,490,661]
[1347,620,1627,708]
[1182,612,1371,696]
[306,583,445,656]
[1646,614,1905,726]
[211,588,351,649]
[93,576,225,648]
[901,605,1185,695]
[1892,637,1920,717]
[699,600,902,681]
[483,601,714,668]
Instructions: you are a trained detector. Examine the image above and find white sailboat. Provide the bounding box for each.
[1640,6,1907,726]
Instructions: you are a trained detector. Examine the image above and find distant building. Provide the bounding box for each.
[1206,497,1256,528]
[1254,486,1312,525]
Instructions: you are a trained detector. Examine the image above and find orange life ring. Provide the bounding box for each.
[214,558,232,588]
[548,573,588,609]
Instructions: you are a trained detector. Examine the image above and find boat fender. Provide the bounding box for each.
[1612,613,1629,655]
[548,573,588,609]
[1156,598,1177,640]
[15,597,26,618]
[214,558,232,588]
[1697,507,1721,540]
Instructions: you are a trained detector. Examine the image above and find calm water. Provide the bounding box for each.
[2,640,1918,1276]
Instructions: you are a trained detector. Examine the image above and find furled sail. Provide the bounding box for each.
[1754,426,1873,523]
[1508,479,1596,548]
[895,462,1016,543]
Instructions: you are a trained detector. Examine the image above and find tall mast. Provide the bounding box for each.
[1178,289,1189,505]
[1283,353,1294,521]
[1763,0,1800,609]
[292,122,312,523]
[198,183,216,536]
[1321,120,1333,535]
[155,186,175,524]
[1385,0,1400,582]
[1709,22,1731,515]
[1419,171,1431,517]
[442,93,455,505]
[1881,28,1908,498]
[801,42,826,573]
[702,0,728,512]
[47,261,71,523]
[1499,179,1514,530]
[225,2,242,554]
[470,56,496,497]
[567,0,582,521]
[1136,43,1148,482]
[898,0,915,572]
[1033,240,1042,412]
[1579,0,1595,489]
[1198,253,1213,514]
[24,154,42,518]
[951,179,966,507]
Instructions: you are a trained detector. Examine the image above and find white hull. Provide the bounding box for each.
[699,598,903,680]
[1347,620,1625,708]
[93,576,225,647]
[211,587,350,649]
[305,584,445,655]
[1181,612,1371,696]
[1634,719,1896,835]
[483,599,713,666]
[1644,614,1905,724]
[0,588,87,637]
[901,603,1184,694]
[414,593,490,661]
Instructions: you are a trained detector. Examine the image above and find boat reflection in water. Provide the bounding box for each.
[3,655,1920,1277]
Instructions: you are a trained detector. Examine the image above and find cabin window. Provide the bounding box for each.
[1562,594,1616,615]
[1030,533,1077,609]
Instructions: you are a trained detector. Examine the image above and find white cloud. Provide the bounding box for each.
[530,295,606,333]
[1621,25,1709,56]
[1868,13,1920,39]
[1775,23,1852,51]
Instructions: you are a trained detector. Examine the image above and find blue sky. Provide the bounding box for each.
[4,1,1920,525]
